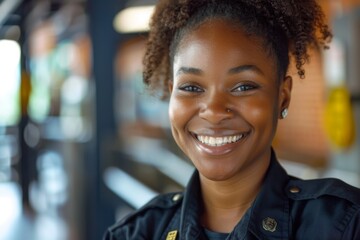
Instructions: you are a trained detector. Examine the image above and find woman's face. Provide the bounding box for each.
[169,19,291,181]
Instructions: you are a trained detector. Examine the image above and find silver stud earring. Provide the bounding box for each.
[281,108,288,119]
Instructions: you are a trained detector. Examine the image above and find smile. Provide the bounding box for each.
[196,134,244,147]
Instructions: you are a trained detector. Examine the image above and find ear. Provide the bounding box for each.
[278,76,292,119]
[168,80,174,94]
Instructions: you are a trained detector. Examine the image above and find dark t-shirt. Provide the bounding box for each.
[204,228,229,240]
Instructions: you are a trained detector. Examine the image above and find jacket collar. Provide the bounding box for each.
[179,169,204,239]
[248,150,290,239]
[179,149,291,239]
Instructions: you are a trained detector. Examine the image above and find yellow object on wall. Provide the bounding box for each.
[324,86,356,149]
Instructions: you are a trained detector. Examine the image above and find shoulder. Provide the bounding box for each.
[286,177,360,205]
[103,192,183,240]
[117,191,184,226]
[286,177,360,238]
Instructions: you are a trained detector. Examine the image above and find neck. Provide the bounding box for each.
[199,154,270,233]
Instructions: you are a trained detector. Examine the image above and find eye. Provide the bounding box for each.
[179,84,204,92]
[232,83,258,92]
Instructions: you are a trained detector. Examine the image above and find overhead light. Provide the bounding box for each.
[113,5,155,33]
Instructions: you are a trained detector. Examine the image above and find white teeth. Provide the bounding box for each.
[196,134,244,146]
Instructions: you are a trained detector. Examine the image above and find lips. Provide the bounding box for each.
[192,131,248,156]
[196,134,244,146]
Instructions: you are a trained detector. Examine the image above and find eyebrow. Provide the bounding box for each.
[175,64,263,76]
[176,67,203,76]
[228,65,264,75]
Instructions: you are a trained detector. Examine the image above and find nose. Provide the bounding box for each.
[199,91,234,124]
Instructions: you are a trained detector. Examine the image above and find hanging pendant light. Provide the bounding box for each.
[113,0,157,33]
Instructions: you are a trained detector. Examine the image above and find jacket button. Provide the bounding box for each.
[262,217,277,232]
[172,193,182,202]
[289,186,301,193]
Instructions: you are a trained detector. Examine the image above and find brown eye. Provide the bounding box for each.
[232,84,257,92]
[179,85,204,92]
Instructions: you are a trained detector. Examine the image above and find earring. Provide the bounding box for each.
[281,108,288,119]
[226,108,231,113]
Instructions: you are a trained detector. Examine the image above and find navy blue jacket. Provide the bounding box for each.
[104,151,360,239]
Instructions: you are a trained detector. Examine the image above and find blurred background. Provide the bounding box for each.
[0,0,359,239]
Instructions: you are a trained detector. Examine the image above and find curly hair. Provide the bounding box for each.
[143,0,332,98]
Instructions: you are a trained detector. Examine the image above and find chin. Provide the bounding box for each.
[198,166,237,182]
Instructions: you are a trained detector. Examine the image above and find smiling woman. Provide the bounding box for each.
[169,21,285,184]
[104,1,360,239]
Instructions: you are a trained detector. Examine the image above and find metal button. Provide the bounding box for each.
[172,193,182,202]
[262,217,277,232]
[289,186,301,194]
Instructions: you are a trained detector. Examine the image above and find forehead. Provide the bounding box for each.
[173,19,277,78]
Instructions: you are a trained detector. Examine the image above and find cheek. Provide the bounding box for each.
[240,95,278,128]
[169,96,196,154]
[169,96,191,130]
[168,98,178,128]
